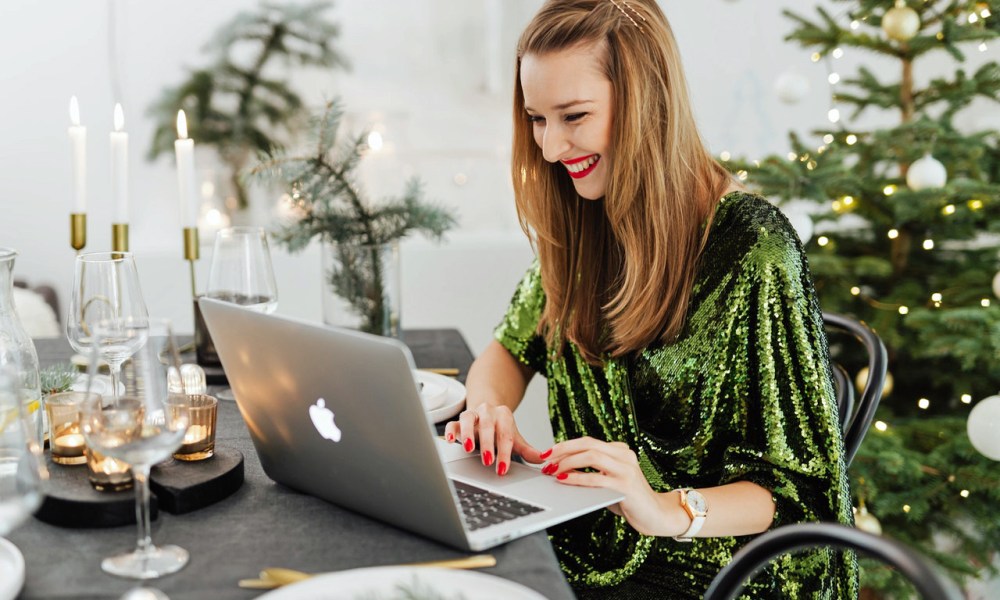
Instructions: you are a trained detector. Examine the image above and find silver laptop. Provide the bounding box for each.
[199,298,623,551]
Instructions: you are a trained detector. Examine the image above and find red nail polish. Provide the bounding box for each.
[463,438,474,452]
[498,462,508,476]
[557,472,568,480]
[540,448,552,460]
[446,433,454,442]
[483,451,493,466]
[543,462,558,475]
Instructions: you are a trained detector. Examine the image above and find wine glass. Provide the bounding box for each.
[67,252,149,398]
[204,227,278,400]
[0,364,47,538]
[80,319,189,579]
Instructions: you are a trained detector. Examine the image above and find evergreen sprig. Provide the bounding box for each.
[146,1,348,209]
[247,100,457,334]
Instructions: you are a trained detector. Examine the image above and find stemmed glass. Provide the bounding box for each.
[67,252,149,398]
[204,227,278,400]
[0,364,47,538]
[80,319,190,579]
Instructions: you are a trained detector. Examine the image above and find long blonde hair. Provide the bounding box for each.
[512,0,733,364]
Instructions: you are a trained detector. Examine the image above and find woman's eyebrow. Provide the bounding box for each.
[524,99,595,112]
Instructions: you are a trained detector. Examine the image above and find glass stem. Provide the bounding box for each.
[133,464,153,555]
[109,362,122,400]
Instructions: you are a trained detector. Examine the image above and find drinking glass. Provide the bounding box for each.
[204,227,278,400]
[81,319,189,579]
[0,365,47,538]
[67,252,149,399]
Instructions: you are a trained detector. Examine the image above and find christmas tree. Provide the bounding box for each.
[729,1,1000,596]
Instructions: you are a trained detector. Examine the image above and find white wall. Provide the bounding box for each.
[1,0,996,443]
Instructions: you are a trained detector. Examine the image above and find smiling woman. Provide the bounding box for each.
[443,1,859,598]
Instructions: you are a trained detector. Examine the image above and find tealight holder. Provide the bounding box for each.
[45,391,98,465]
[167,394,218,461]
[86,448,133,492]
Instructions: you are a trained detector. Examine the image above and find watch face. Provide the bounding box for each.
[687,490,708,513]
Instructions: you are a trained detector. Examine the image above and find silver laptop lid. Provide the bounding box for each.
[199,298,471,549]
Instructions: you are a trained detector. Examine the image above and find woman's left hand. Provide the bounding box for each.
[542,436,683,537]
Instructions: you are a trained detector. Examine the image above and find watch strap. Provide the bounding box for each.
[673,488,707,542]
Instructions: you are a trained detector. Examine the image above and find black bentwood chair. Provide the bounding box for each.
[823,312,888,466]
[703,523,963,600]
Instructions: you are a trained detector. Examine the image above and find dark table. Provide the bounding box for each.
[11,331,575,600]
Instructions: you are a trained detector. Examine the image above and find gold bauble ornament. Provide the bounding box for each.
[855,366,894,397]
[882,2,920,41]
[853,505,883,535]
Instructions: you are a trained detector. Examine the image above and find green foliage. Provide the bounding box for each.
[247,100,457,334]
[39,363,77,396]
[146,1,348,208]
[732,1,1000,596]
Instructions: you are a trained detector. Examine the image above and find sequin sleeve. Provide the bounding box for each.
[717,206,852,531]
[493,261,548,374]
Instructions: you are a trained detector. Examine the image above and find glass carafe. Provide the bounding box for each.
[0,248,43,444]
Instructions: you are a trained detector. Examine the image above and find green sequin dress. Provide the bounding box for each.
[495,192,859,599]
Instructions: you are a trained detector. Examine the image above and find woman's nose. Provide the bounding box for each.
[540,125,570,163]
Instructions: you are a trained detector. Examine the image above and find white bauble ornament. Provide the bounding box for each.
[774,71,810,105]
[993,271,1000,301]
[853,505,883,535]
[882,3,920,41]
[967,394,1000,461]
[906,153,947,190]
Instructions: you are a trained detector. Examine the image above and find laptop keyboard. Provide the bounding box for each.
[452,480,544,531]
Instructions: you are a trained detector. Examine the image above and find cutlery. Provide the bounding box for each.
[238,554,496,589]
[419,367,460,377]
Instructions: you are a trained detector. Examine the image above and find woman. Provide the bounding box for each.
[444,1,858,597]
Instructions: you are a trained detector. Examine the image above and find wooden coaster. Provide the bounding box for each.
[149,447,244,515]
[35,456,159,529]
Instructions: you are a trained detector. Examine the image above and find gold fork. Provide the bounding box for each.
[238,554,497,589]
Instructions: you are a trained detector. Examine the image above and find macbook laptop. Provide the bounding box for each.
[199,298,623,551]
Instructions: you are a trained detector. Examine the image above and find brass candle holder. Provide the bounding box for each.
[111,222,129,252]
[183,226,199,298]
[70,213,87,252]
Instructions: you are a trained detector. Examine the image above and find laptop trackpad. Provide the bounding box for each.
[445,456,539,488]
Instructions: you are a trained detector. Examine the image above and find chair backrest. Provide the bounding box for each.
[703,522,963,600]
[823,312,887,466]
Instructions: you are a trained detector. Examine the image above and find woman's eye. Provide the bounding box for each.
[565,113,586,122]
[528,115,545,124]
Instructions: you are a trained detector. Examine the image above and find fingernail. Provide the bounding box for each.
[557,472,568,480]
[463,438,474,452]
[542,462,558,475]
[540,448,552,460]
[446,433,454,442]
[482,450,493,466]
[498,462,508,476]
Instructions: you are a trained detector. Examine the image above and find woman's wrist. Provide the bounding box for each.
[657,490,693,538]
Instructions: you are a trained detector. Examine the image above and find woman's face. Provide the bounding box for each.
[520,42,614,201]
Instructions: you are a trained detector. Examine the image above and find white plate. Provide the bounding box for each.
[413,371,466,424]
[70,374,120,397]
[259,566,547,600]
[0,538,25,600]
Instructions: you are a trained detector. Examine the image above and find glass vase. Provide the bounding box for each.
[321,241,401,338]
[0,248,43,444]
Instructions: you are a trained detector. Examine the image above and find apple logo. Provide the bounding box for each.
[309,398,342,442]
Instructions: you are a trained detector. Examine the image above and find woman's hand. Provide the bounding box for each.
[443,403,546,476]
[541,436,686,537]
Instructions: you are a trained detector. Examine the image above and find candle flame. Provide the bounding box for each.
[69,96,80,126]
[176,109,189,139]
[114,103,125,132]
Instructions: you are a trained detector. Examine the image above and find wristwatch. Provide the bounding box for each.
[673,488,708,542]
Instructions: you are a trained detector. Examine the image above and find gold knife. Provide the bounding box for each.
[238,554,497,589]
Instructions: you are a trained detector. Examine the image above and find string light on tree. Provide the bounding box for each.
[906,153,948,190]
[923,238,934,250]
[882,0,921,41]
[887,228,899,239]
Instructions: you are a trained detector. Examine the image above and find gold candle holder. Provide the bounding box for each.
[111,222,129,252]
[45,391,99,466]
[167,394,217,461]
[183,226,199,298]
[86,448,133,491]
[70,213,87,252]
